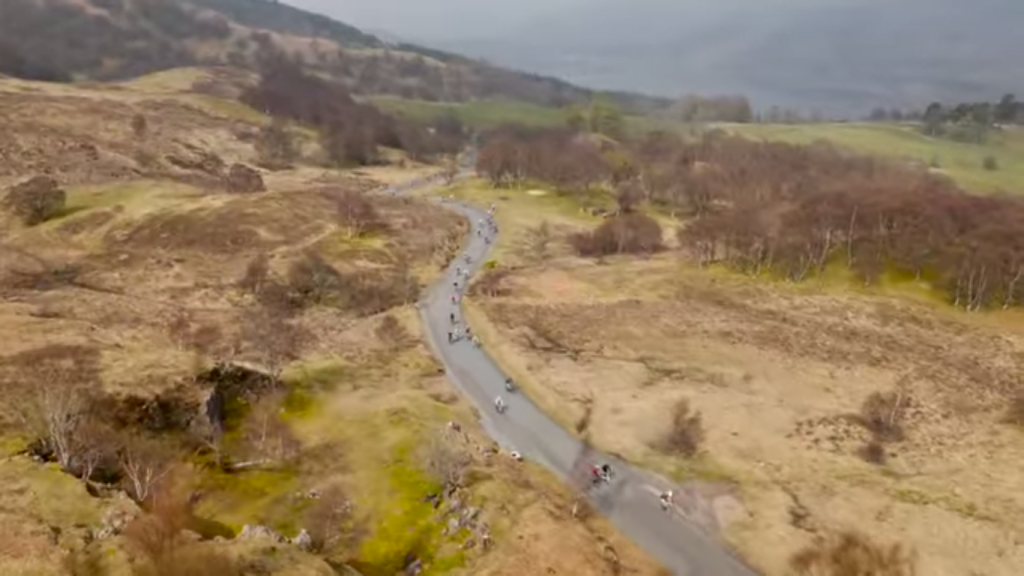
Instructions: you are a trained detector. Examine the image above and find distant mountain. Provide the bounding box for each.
[437,0,1023,115]
[0,0,669,113]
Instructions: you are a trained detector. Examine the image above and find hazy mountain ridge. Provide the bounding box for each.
[438,0,1023,114]
[0,0,668,113]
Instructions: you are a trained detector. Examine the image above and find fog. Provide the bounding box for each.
[284,0,1023,115]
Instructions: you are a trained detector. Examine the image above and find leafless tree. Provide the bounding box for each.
[117,433,175,503]
[324,188,385,238]
[71,417,115,482]
[238,391,300,466]
[441,158,459,186]
[131,113,149,140]
[240,305,307,380]
[238,252,271,296]
[422,434,470,494]
[303,485,353,553]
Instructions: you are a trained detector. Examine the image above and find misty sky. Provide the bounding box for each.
[281,0,851,41]
[281,0,581,40]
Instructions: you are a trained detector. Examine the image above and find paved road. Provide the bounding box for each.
[392,173,759,576]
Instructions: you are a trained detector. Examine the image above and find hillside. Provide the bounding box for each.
[0,69,666,576]
[0,0,668,114]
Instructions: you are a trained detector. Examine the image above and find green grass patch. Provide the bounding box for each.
[314,230,392,262]
[63,180,202,214]
[351,442,465,576]
[370,96,567,129]
[189,95,268,124]
[196,467,303,535]
[721,122,1024,195]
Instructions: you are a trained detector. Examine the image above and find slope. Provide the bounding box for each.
[0,0,668,113]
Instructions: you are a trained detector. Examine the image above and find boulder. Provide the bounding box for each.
[94,492,142,539]
[225,163,266,193]
[237,524,286,543]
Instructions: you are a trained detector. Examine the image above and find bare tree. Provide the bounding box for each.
[238,391,300,467]
[117,433,175,503]
[422,434,470,494]
[71,417,115,482]
[441,158,459,186]
[240,305,307,380]
[303,485,353,553]
[255,118,297,168]
[238,252,271,296]
[324,188,385,238]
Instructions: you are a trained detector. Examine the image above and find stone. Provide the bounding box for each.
[224,163,266,193]
[94,492,142,540]
[237,524,286,543]
[292,528,313,551]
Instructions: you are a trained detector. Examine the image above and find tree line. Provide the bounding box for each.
[476,126,1024,311]
[242,51,466,166]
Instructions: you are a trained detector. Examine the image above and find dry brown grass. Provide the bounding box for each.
[457,195,1024,576]
[789,531,917,576]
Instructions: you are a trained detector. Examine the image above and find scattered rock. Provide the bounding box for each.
[462,537,476,550]
[94,492,142,539]
[292,528,313,551]
[165,145,225,175]
[237,524,286,543]
[403,555,423,576]
[224,163,266,193]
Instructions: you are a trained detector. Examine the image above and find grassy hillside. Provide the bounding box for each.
[0,70,666,576]
[723,122,1024,195]
[0,0,668,115]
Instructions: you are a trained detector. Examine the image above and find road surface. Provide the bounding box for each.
[391,173,759,576]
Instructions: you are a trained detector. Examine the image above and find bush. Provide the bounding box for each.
[858,440,887,465]
[286,252,343,307]
[3,175,66,225]
[661,398,704,457]
[570,212,664,257]
[1004,391,1024,427]
[789,531,917,576]
[983,155,999,171]
[858,390,909,443]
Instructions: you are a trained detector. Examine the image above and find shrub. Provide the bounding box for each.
[570,212,664,257]
[324,187,386,237]
[131,113,148,140]
[661,398,704,457]
[859,390,909,443]
[1004,391,1024,427]
[471,268,511,298]
[983,155,999,171]
[3,176,66,225]
[789,531,917,576]
[286,252,343,307]
[858,440,887,465]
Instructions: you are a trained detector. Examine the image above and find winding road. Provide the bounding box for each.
[391,169,759,576]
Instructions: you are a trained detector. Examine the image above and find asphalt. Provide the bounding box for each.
[390,171,760,576]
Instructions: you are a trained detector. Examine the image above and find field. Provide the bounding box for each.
[371,95,658,134]
[722,122,1024,195]
[0,70,664,575]
[452,179,1024,576]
